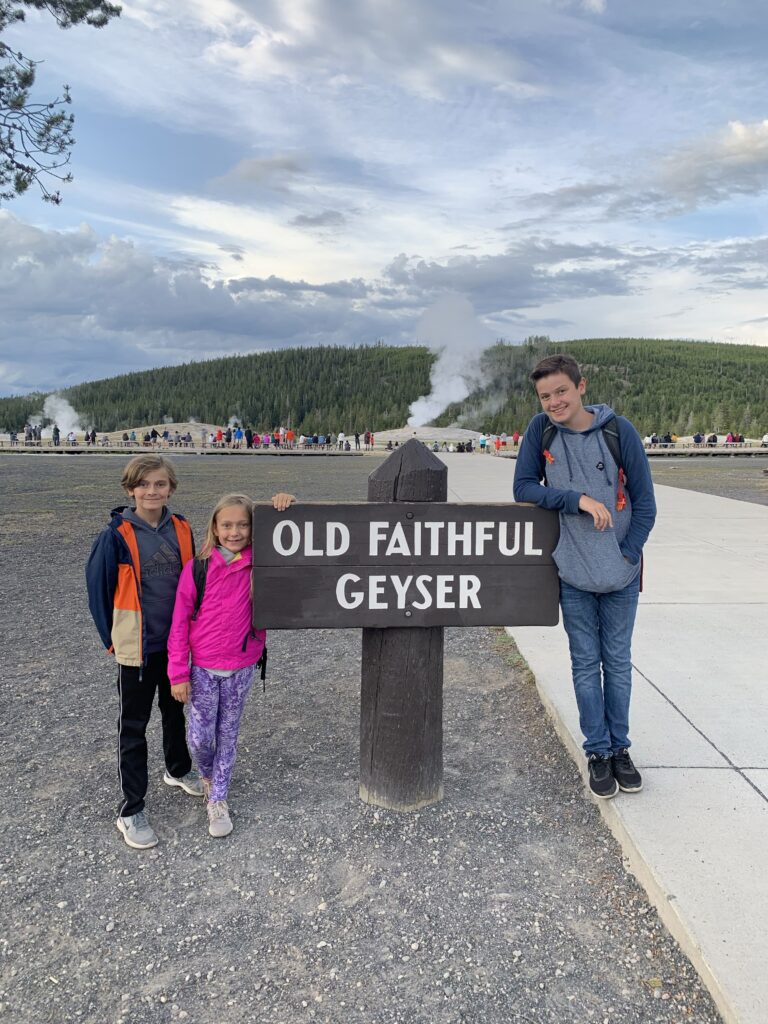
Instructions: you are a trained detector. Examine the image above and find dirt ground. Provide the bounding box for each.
[0,456,722,1024]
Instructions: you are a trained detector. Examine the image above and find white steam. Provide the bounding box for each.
[40,395,84,437]
[407,295,495,427]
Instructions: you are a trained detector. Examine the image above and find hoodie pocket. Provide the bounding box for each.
[554,516,639,594]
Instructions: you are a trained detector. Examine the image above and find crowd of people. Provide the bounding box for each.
[5,421,767,451]
[643,430,755,447]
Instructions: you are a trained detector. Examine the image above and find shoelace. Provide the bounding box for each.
[132,811,150,829]
[208,801,229,819]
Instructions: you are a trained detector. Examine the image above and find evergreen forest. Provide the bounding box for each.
[1,337,766,436]
[0,345,433,434]
[434,337,768,437]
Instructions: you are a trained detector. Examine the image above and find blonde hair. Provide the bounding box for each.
[198,493,253,559]
[121,454,178,494]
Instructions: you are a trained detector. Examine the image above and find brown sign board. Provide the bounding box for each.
[251,502,560,629]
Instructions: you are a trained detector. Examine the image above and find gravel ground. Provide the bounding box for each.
[649,455,768,505]
[0,457,723,1024]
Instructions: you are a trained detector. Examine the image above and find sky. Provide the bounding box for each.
[2,0,768,397]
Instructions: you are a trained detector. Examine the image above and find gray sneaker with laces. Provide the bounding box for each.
[116,810,158,849]
[207,800,233,838]
[163,769,204,796]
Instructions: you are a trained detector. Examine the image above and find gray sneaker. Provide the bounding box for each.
[207,800,233,838]
[116,810,158,849]
[163,769,204,796]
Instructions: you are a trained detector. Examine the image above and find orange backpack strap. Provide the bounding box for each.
[172,516,194,566]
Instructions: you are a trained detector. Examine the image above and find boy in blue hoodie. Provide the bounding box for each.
[513,355,656,798]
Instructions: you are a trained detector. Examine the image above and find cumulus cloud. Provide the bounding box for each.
[3,197,768,398]
[660,120,768,207]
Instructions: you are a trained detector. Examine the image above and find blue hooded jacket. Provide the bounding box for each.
[513,404,656,593]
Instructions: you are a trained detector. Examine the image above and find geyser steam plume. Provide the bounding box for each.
[407,294,495,427]
[40,395,83,437]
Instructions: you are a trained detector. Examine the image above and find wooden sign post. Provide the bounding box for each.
[360,440,448,811]
[250,439,560,812]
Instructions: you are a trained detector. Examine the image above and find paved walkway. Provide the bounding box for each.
[440,452,768,1024]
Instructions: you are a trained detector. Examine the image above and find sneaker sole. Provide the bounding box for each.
[617,780,643,793]
[116,818,158,850]
[163,774,204,797]
[590,781,619,799]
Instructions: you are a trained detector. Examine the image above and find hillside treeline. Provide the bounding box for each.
[0,345,434,433]
[433,338,768,436]
[2,337,766,436]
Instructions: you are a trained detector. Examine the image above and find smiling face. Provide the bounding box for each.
[214,504,252,553]
[128,469,172,523]
[534,371,589,431]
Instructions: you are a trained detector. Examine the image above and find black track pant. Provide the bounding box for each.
[116,650,191,817]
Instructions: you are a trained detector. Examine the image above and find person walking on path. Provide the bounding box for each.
[168,491,295,837]
[513,354,656,800]
[86,455,204,851]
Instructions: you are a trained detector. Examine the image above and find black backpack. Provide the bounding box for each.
[190,558,268,685]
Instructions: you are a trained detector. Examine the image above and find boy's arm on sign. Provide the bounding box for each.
[85,530,118,651]
[167,560,196,687]
[513,416,583,514]
[618,419,657,564]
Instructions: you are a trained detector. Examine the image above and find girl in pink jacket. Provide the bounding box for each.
[168,491,293,837]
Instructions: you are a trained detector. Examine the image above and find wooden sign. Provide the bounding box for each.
[251,502,559,628]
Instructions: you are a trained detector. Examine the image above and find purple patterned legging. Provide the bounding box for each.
[187,665,254,802]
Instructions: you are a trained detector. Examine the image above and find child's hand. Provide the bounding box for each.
[578,495,613,531]
[271,492,296,511]
[172,682,190,703]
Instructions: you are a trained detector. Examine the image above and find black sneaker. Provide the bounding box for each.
[612,748,643,792]
[587,754,619,799]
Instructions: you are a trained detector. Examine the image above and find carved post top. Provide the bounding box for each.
[368,437,448,502]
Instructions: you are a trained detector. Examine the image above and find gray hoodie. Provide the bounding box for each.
[545,404,640,593]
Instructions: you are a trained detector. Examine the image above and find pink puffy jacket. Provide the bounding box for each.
[167,547,266,686]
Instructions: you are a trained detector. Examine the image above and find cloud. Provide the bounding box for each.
[660,120,768,207]
[208,155,308,195]
[291,209,347,228]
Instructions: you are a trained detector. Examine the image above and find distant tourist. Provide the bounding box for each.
[52,424,60,446]
[168,491,294,838]
[514,354,656,800]
[86,454,203,850]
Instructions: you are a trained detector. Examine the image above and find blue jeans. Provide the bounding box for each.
[559,576,640,757]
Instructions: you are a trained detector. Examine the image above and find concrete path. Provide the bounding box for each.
[440,452,768,1024]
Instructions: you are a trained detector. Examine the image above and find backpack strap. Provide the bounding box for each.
[601,416,622,471]
[541,421,556,456]
[191,558,209,621]
[540,421,556,484]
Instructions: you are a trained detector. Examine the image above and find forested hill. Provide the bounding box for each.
[2,337,766,436]
[0,345,434,434]
[433,337,768,437]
